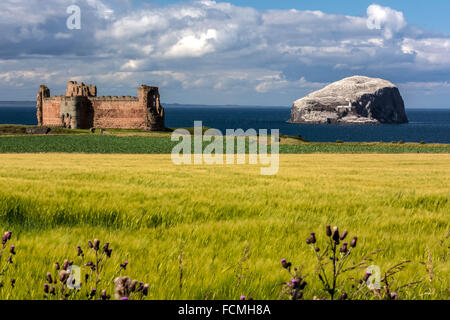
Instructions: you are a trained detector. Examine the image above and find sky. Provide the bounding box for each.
[0,0,449,107]
[148,0,450,33]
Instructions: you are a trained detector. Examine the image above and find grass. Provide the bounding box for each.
[0,124,87,135]
[1,124,450,154]
[0,153,448,299]
[0,135,450,154]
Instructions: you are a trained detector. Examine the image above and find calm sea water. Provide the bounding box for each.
[1,101,450,143]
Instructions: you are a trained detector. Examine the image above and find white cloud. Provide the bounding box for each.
[0,70,59,83]
[121,60,140,70]
[86,0,114,19]
[0,1,448,105]
[54,33,72,40]
[402,38,450,65]
[166,29,218,58]
[366,4,407,39]
[255,75,326,93]
[400,81,450,90]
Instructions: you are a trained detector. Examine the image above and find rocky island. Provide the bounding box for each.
[289,76,408,124]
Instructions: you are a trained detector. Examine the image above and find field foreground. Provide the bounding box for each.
[0,153,448,299]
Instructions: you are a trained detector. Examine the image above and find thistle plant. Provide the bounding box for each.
[354,232,442,300]
[304,225,361,300]
[349,260,421,300]
[0,231,16,292]
[278,259,308,300]
[113,276,149,300]
[44,238,149,300]
[439,231,449,262]
[235,243,250,288]
[43,259,79,300]
[275,224,427,300]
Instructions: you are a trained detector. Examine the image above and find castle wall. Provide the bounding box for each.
[42,97,63,127]
[38,82,165,131]
[90,97,147,129]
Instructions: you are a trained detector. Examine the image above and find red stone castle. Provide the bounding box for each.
[36,81,165,131]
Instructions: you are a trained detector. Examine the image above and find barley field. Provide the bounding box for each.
[0,153,448,299]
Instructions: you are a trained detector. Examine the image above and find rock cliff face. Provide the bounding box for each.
[290,76,408,124]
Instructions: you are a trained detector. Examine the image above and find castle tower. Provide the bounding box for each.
[138,85,165,131]
[66,81,97,97]
[36,85,50,126]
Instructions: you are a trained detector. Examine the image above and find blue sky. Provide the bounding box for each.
[145,0,450,33]
[0,0,449,107]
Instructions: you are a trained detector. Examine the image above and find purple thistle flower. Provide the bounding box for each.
[240,296,246,300]
[332,226,340,244]
[106,248,112,258]
[103,242,110,253]
[88,240,93,249]
[59,270,68,284]
[90,288,97,297]
[120,297,129,300]
[10,245,16,255]
[44,283,49,294]
[390,292,398,300]
[142,284,149,296]
[50,286,56,295]
[62,259,69,271]
[363,271,372,282]
[46,272,53,284]
[129,280,138,292]
[280,259,291,269]
[120,261,129,270]
[340,230,349,241]
[310,232,316,244]
[6,231,12,240]
[340,242,348,253]
[93,239,100,251]
[55,262,60,270]
[7,255,12,264]
[291,278,300,289]
[299,281,307,290]
[326,225,332,237]
[350,237,357,248]
[77,246,83,256]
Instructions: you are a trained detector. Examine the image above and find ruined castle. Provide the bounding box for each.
[36,81,165,131]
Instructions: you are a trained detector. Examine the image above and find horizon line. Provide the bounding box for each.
[0,101,449,110]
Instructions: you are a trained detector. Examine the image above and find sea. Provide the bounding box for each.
[1,101,450,143]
